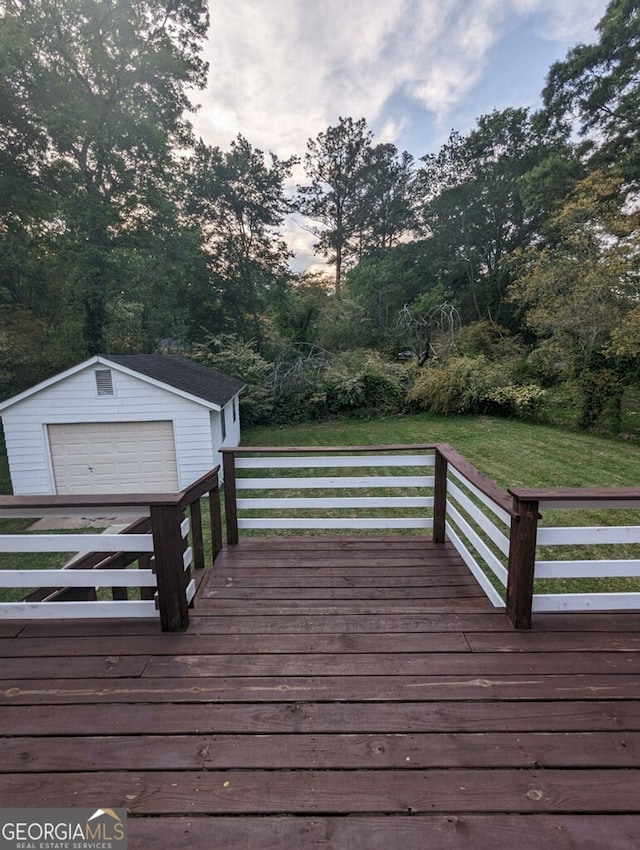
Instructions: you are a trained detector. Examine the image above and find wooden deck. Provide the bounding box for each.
[1,536,640,849]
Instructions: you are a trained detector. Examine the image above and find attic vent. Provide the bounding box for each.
[95,369,114,396]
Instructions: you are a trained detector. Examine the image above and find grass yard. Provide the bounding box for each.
[244,413,640,598]
[244,413,640,489]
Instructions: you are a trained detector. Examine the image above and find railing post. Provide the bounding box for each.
[209,480,223,558]
[150,503,189,632]
[433,446,448,544]
[506,495,539,629]
[222,450,239,545]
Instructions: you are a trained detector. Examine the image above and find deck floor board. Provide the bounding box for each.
[1,535,639,847]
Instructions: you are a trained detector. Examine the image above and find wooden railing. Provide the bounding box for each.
[3,445,638,630]
[435,444,514,609]
[221,444,512,611]
[221,445,437,543]
[221,445,640,628]
[0,467,222,631]
[506,487,640,628]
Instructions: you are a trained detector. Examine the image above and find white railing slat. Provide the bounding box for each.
[445,521,505,608]
[235,475,435,490]
[236,496,433,510]
[447,481,510,554]
[446,503,509,585]
[0,600,157,619]
[537,526,640,547]
[185,578,196,604]
[0,569,156,588]
[238,517,433,530]
[532,592,640,613]
[236,455,435,469]
[535,559,640,579]
[0,533,153,553]
[447,466,511,526]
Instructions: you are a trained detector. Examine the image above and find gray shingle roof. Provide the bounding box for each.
[103,354,245,407]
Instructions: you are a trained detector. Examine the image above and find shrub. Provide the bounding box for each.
[270,347,330,424]
[456,320,525,362]
[407,355,544,419]
[484,384,546,418]
[407,356,509,415]
[192,333,274,425]
[325,351,408,417]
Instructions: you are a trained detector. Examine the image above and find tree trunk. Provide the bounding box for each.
[335,245,342,298]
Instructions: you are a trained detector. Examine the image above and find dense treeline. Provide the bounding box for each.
[1,0,639,433]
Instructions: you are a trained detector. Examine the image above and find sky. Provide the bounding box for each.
[191,0,611,272]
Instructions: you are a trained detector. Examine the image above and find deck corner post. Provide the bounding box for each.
[150,503,189,632]
[432,446,448,544]
[222,450,239,545]
[506,495,539,630]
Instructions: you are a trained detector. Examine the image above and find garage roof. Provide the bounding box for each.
[104,355,245,408]
[0,354,245,412]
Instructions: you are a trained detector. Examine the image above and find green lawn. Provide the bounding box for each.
[244,413,640,489]
[244,413,640,597]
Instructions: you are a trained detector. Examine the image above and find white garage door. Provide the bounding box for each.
[48,421,179,495]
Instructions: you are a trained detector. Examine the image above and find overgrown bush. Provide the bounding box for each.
[324,351,408,417]
[268,349,409,421]
[456,320,525,362]
[407,356,500,415]
[407,355,544,418]
[270,347,330,423]
[192,333,274,425]
[484,384,546,418]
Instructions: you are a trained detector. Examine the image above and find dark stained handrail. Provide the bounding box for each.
[438,443,514,516]
[220,444,440,455]
[510,487,640,501]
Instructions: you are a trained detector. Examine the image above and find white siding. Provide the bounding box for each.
[2,364,237,495]
[210,400,241,472]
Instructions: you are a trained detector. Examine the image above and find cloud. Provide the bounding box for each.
[193,0,608,159]
[191,0,609,272]
[525,0,609,40]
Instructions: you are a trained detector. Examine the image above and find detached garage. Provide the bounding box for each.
[0,354,245,496]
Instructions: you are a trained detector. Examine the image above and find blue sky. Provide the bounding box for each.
[192,0,611,270]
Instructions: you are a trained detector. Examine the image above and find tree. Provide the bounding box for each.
[265,272,332,347]
[543,0,640,181]
[345,241,434,337]
[0,306,76,399]
[415,108,559,325]
[509,168,640,429]
[0,0,209,353]
[354,143,416,257]
[184,136,296,349]
[297,117,373,297]
[192,333,274,425]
